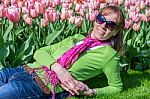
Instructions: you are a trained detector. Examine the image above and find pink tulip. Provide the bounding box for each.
[125,0,130,7]
[140,14,148,22]
[75,3,81,12]
[4,0,11,6]
[130,6,136,12]
[17,1,24,8]
[30,8,39,18]
[68,16,75,24]
[23,14,33,25]
[145,9,150,17]
[68,10,74,17]
[133,22,140,31]
[60,8,69,20]
[79,9,84,16]
[11,0,17,5]
[118,0,124,5]
[62,2,69,8]
[136,7,140,12]
[39,3,46,14]
[134,13,142,23]
[52,12,58,22]
[86,12,96,22]
[34,2,40,13]
[40,18,48,27]
[22,7,29,14]
[130,0,135,5]
[100,3,106,9]
[0,5,4,18]
[46,0,51,7]
[69,3,73,8]
[125,19,133,29]
[145,0,150,6]
[140,1,145,10]
[61,0,71,3]
[93,2,99,10]
[44,11,53,22]
[6,5,21,23]
[135,1,140,7]
[74,16,83,27]
[54,0,60,6]
[44,8,58,22]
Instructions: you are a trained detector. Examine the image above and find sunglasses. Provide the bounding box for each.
[96,14,117,30]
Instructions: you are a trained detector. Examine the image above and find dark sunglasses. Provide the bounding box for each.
[96,14,117,30]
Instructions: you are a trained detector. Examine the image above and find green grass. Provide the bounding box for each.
[69,69,150,99]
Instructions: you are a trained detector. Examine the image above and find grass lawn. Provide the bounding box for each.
[69,69,150,99]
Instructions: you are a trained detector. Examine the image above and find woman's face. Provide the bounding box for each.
[91,13,119,41]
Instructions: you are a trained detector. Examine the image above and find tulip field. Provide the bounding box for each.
[0,0,149,70]
[0,0,150,98]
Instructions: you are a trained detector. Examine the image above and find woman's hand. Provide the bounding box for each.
[76,81,97,96]
[51,63,81,95]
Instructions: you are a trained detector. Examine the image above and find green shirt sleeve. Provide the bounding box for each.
[96,51,123,96]
[32,34,85,68]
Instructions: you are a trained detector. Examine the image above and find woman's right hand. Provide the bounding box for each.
[51,63,83,95]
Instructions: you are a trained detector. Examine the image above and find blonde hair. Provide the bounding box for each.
[100,6,125,55]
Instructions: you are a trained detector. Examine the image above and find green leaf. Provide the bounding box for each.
[0,47,9,63]
[14,26,25,36]
[0,31,4,48]
[136,50,150,57]
[12,34,34,66]
[3,21,14,42]
[46,24,65,45]
[81,16,87,33]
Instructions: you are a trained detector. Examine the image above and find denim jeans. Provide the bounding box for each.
[0,66,70,99]
[0,66,49,99]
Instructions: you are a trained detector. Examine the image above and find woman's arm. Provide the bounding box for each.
[67,46,123,96]
[96,52,123,96]
[33,34,85,67]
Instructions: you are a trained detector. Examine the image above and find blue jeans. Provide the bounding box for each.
[0,66,70,99]
[0,66,49,99]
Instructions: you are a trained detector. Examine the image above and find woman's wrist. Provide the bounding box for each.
[92,89,97,96]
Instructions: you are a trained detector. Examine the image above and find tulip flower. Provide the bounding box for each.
[99,0,106,3]
[145,9,150,17]
[140,1,145,10]
[118,0,124,5]
[100,3,106,9]
[22,7,29,14]
[133,22,140,31]
[11,0,17,5]
[4,0,11,6]
[30,8,39,18]
[0,5,4,18]
[125,19,133,29]
[75,3,81,12]
[74,16,83,27]
[6,5,21,23]
[44,11,53,22]
[40,18,48,27]
[68,16,75,24]
[60,8,69,20]
[23,14,33,25]
[62,2,69,8]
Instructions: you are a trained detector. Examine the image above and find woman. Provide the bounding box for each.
[0,6,125,99]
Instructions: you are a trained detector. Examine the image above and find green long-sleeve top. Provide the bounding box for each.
[28,34,123,97]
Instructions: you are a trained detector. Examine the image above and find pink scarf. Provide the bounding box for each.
[40,34,111,98]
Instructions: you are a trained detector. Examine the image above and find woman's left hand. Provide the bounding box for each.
[76,81,97,96]
[51,62,81,95]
